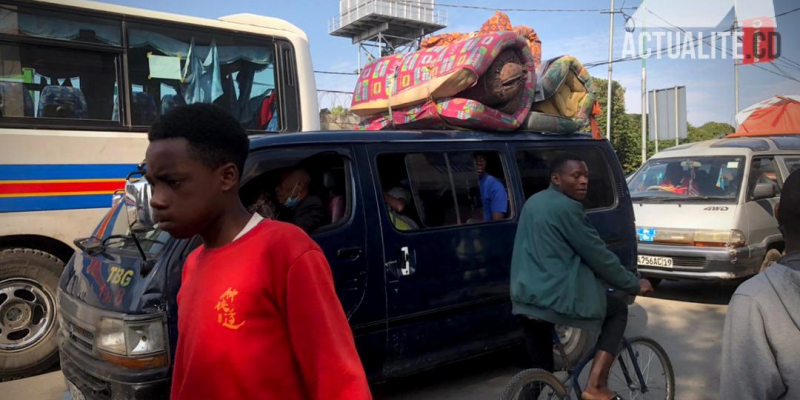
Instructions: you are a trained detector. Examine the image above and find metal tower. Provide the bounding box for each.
[329,0,447,69]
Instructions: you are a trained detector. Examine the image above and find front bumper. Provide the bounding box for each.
[637,243,762,281]
[60,344,169,400]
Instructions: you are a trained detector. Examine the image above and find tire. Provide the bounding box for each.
[0,248,63,381]
[647,278,662,289]
[759,249,783,273]
[553,325,594,370]
[607,336,675,400]
[501,368,568,400]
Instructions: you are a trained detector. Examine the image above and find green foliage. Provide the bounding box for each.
[688,121,735,142]
[587,78,734,174]
[330,106,350,116]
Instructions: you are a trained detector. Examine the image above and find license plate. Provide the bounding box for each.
[67,380,86,400]
[637,228,656,242]
[638,255,674,268]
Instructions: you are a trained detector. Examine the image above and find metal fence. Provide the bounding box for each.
[317,90,354,112]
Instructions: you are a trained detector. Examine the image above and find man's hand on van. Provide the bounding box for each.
[638,279,654,295]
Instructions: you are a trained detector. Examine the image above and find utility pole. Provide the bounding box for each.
[606,0,616,142]
[641,0,647,165]
[733,18,740,127]
[675,86,680,146]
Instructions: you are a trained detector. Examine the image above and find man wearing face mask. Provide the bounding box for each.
[275,168,327,234]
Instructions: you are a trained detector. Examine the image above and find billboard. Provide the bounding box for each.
[648,86,687,141]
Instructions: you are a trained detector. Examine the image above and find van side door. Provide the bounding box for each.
[366,142,519,377]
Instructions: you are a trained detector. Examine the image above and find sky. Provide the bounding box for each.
[102,0,800,126]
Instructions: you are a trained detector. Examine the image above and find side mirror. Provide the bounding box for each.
[125,171,156,232]
[753,182,776,200]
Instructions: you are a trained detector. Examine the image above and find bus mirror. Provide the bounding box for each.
[124,172,156,233]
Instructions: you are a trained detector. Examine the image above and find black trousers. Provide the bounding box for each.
[520,292,628,372]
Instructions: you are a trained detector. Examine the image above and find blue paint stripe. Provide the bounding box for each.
[0,194,114,213]
[0,164,140,181]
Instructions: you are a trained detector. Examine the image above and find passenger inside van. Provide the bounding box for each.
[384,186,420,231]
[474,153,508,221]
[274,168,327,234]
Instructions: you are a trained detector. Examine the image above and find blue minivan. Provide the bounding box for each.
[57,130,638,399]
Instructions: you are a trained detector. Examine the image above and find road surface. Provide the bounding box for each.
[0,280,738,400]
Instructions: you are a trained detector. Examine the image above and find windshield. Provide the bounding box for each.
[101,204,171,258]
[629,156,745,202]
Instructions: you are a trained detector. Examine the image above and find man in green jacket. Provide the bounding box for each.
[510,153,653,400]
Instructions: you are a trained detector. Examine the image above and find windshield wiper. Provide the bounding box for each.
[74,234,163,261]
[102,234,166,261]
[659,196,732,202]
[631,196,672,203]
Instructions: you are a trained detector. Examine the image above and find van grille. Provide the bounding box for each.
[67,320,95,353]
[671,256,707,268]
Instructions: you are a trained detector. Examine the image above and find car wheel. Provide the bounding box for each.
[0,248,63,381]
[759,249,783,273]
[553,325,594,370]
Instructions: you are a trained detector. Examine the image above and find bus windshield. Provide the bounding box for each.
[628,156,746,202]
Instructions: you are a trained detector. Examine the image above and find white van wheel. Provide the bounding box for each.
[553,326,593,369]
[759,249,783,273]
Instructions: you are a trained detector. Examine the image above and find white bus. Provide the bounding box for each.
[0,0,318,378]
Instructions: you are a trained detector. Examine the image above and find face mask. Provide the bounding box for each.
[283,182,300,208]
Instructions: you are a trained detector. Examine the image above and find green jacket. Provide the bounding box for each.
[510,184,640,331]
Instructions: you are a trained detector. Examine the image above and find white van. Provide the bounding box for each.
[627,136,800,283]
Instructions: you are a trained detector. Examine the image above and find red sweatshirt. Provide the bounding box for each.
[170,220,371,400]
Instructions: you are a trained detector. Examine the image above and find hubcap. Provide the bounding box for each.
[0,279,55,352]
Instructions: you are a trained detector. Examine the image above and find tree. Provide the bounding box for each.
[688,121,735,142]
[591,78,641,174]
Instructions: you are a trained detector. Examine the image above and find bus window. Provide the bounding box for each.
[0,44,119,120]
[0,5,122,46]
[126,23,279,130]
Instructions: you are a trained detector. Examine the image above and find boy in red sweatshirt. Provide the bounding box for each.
[144,104,371,400]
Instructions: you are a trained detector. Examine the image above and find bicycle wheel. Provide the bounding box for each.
[500,368,569,400]
[607,336,675,400]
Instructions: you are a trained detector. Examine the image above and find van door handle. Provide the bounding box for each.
[337,247,363,261]
[400,246,412,276]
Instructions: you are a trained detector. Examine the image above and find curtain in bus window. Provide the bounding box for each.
[126,27,276,126]
[128,30,273,64]
[181,39,223,104]
[0,8,122,46]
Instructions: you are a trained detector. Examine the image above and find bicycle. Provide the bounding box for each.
[501,323,675,400]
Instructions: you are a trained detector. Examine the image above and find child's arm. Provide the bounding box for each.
[285,250,372,400]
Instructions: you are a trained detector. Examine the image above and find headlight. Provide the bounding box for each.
[96,317,165,356]
[694,229,747,248]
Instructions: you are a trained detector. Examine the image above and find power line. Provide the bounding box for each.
[389,0,636,13]
[775,6,800,19]
[315,70,359,76]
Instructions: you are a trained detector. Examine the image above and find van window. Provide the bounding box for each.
[240,152,349,235]
[0,44,119,120]
[377,151,511,231]
[785,157,800,175]
[516,147,615,210]
[126,23,278,129]
[747,157,781,201]
[629,156,745,203]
